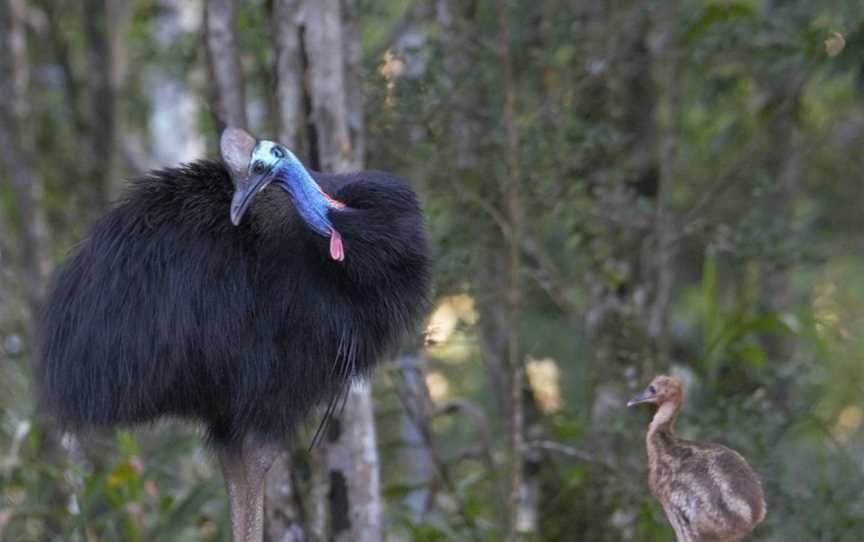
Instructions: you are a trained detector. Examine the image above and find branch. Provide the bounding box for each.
[390,367,485,539]
[431,399,497,473]
[521,233,579,315]
[525,440,594,463]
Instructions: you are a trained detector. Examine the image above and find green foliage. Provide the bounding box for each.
[1,427,225,541]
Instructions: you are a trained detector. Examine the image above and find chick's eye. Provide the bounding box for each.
[648,385,657,394]
[252,161,266,174]
[271,146,286,159]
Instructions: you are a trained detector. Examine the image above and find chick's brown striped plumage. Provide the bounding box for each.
[629,376,765,541]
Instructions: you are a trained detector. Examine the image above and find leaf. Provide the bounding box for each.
[548,417,584,441]
[383,482,426,500]
[683,3,755,45]
[728,312,794,338]
[702,253,719,344]
[116,430,140,456]
[462,496,484,520]
[701,312,794,368]
[735,343,766,368]
[399,518,451,542]
[106,460,138,490]
[565,466,585,485]
[149,482,222,542]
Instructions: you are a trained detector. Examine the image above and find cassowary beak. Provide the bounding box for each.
[230,171,274,226]
[627,388,655,407]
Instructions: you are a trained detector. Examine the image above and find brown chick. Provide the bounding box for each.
[628,375,766,542]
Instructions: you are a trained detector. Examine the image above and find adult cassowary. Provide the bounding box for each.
[38,128,430,541]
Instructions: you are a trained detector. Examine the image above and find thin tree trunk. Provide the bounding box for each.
[649,0,682,364]
[380,0,434,505]
[84,0,130,210]
[436,0,512,423]
[395,354,434,521]
[435,0,481,172]
[39,0,89,136]
[1,0,51,317]
[304,0,352,173]
[341,0,364,167]
[202,0,246,139]
[204,0,247,131]
[436,0,534,532]
[264,452,306,542]
[304,1,382,540]
[266,2,309,540]
[105,0,130,191]
[0,2,70,537]
[494,1,529,538]
[149,0,207,166]
[273,0,306,154]
[305,444,328,542]
[324,383,381,542]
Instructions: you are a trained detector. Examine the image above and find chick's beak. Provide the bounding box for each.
[627,388,655,407]
[230,171,274,226]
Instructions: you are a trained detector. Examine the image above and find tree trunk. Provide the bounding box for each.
[0,2,70,537]
[494,2,538,538]
[84,0,130,210]
[204,0,247,131]
[436,0,512,419]
[649,0,682,367]
[149,0,206,165]
[266,2,309,540]
[304,0,353,172]
[273,0,306,154]
[264,451,306,542]
[435,0,481,172]
[304,1,382,540]
[341,0,365,168]
[323,383,381,542]
[436,3,542,534]
[395,354,434,521]
[0,0,51,318]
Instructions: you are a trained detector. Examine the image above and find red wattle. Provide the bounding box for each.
[330,229,344,262]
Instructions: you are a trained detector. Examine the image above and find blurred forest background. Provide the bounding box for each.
[2,0,864,540]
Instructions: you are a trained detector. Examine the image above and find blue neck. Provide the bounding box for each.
[272,156,340,237]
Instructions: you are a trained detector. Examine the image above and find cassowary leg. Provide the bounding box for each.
[218,438,280,542]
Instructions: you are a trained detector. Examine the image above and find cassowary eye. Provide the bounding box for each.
[271,146,286,159]
[252,161,266,174]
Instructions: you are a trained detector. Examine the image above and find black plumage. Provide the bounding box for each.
[37,159,430,448]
